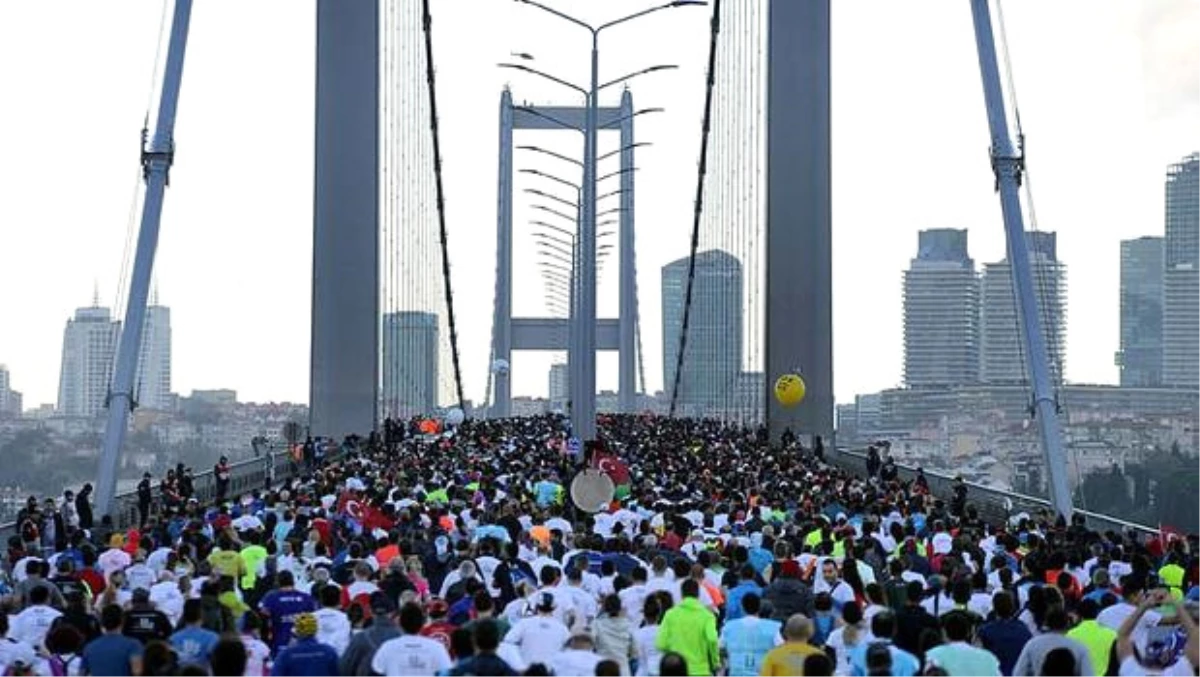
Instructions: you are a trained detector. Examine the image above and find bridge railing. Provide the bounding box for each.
[0,446,296,545]
[832,447,1158,539]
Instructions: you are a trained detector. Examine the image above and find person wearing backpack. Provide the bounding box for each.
[0,615,38,677]
[847,611,920,677]
[41,626,84,677]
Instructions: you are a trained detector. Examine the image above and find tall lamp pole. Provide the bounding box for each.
[510,0,702,440]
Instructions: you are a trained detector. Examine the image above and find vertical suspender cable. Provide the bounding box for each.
[669,0,721,417]
[421,0,465,409]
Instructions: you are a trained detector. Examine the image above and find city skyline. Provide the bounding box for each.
[0,1,1197,408]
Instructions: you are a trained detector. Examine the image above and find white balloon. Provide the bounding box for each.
[491,358,510,374]
[445,407,465,426]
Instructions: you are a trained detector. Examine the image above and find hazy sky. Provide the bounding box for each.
[0,0,1196,410]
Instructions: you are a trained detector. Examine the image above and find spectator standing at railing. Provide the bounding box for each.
[60,490,78,533]
[214,456,232,504]
[951,476,969,519]
[136,473,153,528]
[866,445,882,480]
[177,464,195,503]
[160,469,181,511]
[74,483,93,531]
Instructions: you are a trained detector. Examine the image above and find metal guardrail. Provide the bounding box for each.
[0,446,296,546]
[832,447,1158,538]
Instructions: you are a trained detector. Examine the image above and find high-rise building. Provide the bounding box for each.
[135,303,173,410]
[0,365,21,418]
[547,363,568,411]
[1163,153,1199,388]
[903,229,979,387]
[57,303,121,417]
[661,250,742,411]
[1118,237,1164,387]
[1165,153,1199,269]
[381,311,439,418]
[980,231,1067,385]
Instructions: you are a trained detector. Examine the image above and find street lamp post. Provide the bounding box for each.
[509,0,702,441]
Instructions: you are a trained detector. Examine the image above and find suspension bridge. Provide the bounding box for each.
[38,0,1148,533]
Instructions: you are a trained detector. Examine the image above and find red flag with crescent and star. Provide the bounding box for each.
[592,450,631,495]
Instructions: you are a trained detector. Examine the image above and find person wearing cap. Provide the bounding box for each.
[371,602,453,676]
[550,629,605,676]
[339,592,402,676]
[272,612,339,677]
[98,535,132,578]
[763,560,813,623]
[655,579,719,676]
[504,591,571,669]
[420,597,458,653]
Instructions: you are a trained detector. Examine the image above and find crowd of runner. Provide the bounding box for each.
[1,413,1197,676]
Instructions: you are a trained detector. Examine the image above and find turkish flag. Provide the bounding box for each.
[592,451,631,487]
[337,492,364,521]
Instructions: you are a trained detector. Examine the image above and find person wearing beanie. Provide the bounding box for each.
[763,560,813,622]
[272,612,339,677]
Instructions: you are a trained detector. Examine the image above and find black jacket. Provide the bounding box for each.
[75,492,94,530]
[763,578,813,621]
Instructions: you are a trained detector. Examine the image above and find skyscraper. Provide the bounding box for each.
[381,311,440,418]
[547,363,568,411]
[1118,237,1164,387]
[980,231,1067,385]
[0,365,21,419]
[1162,152,1199,387]
[661,250,742,411]
[135,303,173,410]
[903,229,979,387]
[57,303,121,417]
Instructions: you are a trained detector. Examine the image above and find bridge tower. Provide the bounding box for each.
[490,89,640,420]
[765,0,834,443]
[310,1,380,439]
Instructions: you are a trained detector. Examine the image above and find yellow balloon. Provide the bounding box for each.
[774,373,806,407]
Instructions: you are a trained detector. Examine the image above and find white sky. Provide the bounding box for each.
[0,1,1196,409]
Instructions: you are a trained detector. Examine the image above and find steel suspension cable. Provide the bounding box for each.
[669,0,722,417]
[420,0,465,410]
